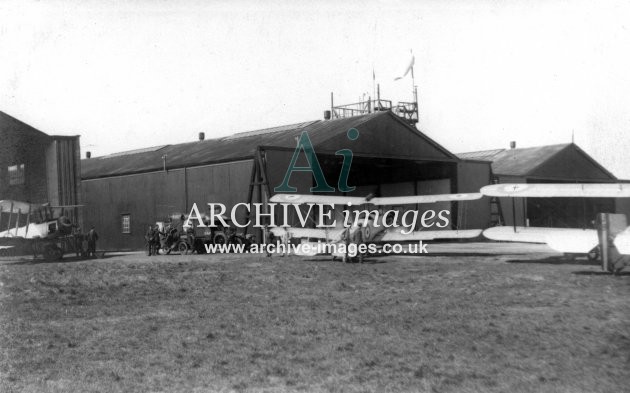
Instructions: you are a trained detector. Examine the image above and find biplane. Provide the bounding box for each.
[268,192,483,261]
[0,200,83,260]
[480,183,630,273]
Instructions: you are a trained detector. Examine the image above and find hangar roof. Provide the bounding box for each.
[82,111,458,179]
[0,111,52,143]
[458,143,616,180]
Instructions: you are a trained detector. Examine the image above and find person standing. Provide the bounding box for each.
[72,224,83,257]
[87,226,99,258]
[145,225,156,256]
[152,225,162,255]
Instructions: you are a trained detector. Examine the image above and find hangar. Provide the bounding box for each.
[0,111,82,227]
[81,111,491,250]
[458,143,629,228]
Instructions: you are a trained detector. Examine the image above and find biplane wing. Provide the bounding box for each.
[270,226,482,243]
[0,224,49,239]
[0,200,38,213]
[269,194,366,205]
[267,192,484,253]
[483,226,599,254]
[480,183,630,255]
[270,193,483,205]
[613,228,630,255]
[380,229,482,242]
[481,183,630,198]
[269,227,345,241]
[0,200,81,240]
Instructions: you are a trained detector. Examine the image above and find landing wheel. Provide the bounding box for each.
[607,256,627,275]
[178,241,189,255]
[213,232,227,246]
[587,246,600,262]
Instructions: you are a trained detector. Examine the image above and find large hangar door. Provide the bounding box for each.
[416,179,451,230]
[380,179,451,230]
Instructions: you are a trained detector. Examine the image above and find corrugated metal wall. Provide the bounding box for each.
[457,161,492,229]
[45,137,82,224]
[81,160,253,250]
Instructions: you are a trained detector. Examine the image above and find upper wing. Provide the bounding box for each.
[269,194,366,205]
[270,193,482,206]
[0,222,49,239]
[370,193,482,205]
[0,200,36,212]
[481,183,630,198]
[380,229,482,242]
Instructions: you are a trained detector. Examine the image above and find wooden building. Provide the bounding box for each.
[81,111,492,250]
[458,143,628,228]
[0,111,81,226]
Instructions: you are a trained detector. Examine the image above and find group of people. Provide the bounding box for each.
[72,225,99,258]
[145,224,181,256]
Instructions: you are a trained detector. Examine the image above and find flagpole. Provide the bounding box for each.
[372,66,376,107]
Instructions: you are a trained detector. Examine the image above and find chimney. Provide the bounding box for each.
[86,151,91,159]
[199,132,205,141]
[510,141,516,149]
[324,110,331,120]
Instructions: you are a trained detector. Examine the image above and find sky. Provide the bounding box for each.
[1,0,629,179]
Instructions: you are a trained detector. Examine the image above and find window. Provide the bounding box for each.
[121,214,131,234]
[8,164,25,185]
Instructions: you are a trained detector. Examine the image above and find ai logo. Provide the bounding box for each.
[274,128,359,193]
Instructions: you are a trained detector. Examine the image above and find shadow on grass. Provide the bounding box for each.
[3,253,133,265]
[506,256,600,266]
[300,257,389,264]
[572,270,630,276]
[416,252,498,258]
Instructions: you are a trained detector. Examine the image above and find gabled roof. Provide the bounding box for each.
[457,148,505,162]
[82,111,458,179]
[457,143,616,180]
[0,111,52,142]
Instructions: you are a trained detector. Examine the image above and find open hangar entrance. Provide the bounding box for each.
[263,146,483,232]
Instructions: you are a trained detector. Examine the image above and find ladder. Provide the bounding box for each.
[489,177,504,226]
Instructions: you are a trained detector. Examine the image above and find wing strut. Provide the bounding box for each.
[25,204,31,237]
[512,198,516,232]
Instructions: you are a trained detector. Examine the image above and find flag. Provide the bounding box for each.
[394,54,415,81]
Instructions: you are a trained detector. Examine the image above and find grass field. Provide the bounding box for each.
[0,243,628,392]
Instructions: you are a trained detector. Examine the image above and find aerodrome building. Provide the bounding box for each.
[81,111,492,250]
[0,111,82,228]
[459,144,630,228]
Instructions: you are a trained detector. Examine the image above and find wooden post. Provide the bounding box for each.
[6,202,13,232]
[243,158,258,237]
[25,204,31,237]
[512,198,517,232]
[597,213,609,272]
[15,209,21,236]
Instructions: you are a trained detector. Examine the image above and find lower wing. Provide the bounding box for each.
[483,226,598,254]
[269,227,344,242]
[380,229,482,242]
